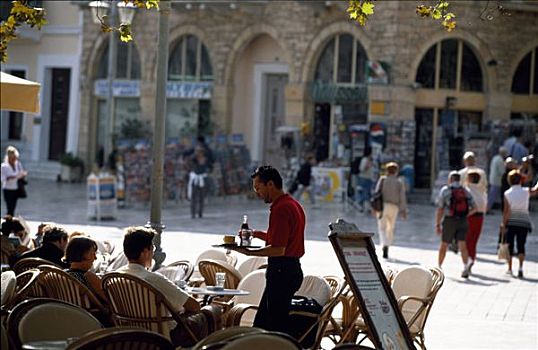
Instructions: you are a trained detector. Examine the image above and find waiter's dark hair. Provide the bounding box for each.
[42,225,68,244]
[251,165,283,189]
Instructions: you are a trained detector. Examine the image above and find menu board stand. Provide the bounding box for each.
[328,218,415,350]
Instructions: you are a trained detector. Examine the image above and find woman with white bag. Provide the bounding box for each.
[501,170,538,278]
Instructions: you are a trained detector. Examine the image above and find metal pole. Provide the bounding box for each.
[105,3,117,169]
[146,0,170,270]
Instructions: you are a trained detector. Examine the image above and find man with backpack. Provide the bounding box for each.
[435,171,476,278]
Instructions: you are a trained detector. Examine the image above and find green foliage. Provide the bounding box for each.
[118,118,152,140]
[60,153,84,167]
[348,0,457,32]
[0,0,47,63]
[416,0,456,31]
[95,1,159,43]
[347,0,375,26]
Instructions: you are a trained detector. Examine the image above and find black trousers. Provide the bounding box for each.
[3,189,18,216]
[190,185,205,218]
[254,256,303,335]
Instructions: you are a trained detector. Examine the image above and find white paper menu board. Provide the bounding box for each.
[343,245,409,350]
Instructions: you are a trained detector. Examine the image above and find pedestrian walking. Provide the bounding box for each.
[459,151,488,194]
[291,154,317,207]
[501,170,538,278]
[357,147,375,212]
[188,147,210,219]
[435,171,476,278]
[1,146,28,216]
[231,165,305,335]
[487,146,509,213]
[503,129,528,163]
[500,157,518,211]
[374,162,407,259]
[464,171,487,273]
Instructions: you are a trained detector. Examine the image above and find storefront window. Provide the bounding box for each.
[416,46,435,89]
[97,98,142,147]
[440,39,457,89]
[511,48,537,95]
[315,38,335,83]
[167,35,213,139]
[165,99,199,140]
[337,34,353,83]
[96,41,141,80]
[168,35,213,82]
[416,39,483,92]
[314,34,368,85]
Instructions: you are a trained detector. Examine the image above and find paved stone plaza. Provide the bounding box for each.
[2,179,537,349]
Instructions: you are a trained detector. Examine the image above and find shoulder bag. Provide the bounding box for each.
[370,178,384,212]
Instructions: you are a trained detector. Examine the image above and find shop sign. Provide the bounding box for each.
[309,82,368,104]
[94,80,140,97]
[366,60,390,84]
[166,82,212,99]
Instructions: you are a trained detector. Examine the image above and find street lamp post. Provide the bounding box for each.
[145,0,171,270]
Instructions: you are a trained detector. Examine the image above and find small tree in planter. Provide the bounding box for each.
[59,152,84,182]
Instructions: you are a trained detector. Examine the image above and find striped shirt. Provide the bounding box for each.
[505,185,532,231]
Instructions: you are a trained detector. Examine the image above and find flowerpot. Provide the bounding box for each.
[61,165,82,182]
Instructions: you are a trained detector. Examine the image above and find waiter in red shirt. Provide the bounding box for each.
[232,165,305,334]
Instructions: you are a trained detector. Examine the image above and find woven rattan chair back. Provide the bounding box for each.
[166,260,194,281]
[38,265,107,316]
[198,259,242,289]
[13,257,57,275]
[102,271,204,345]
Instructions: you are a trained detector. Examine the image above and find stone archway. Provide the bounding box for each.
[408,30,495,93]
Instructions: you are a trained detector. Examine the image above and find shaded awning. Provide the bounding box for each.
[0,71,41,114]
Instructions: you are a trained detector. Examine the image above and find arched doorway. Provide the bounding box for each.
[231,33,289,166]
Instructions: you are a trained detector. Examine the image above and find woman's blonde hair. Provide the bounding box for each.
[4,145,19,162]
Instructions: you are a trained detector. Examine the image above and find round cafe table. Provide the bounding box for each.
[186,287,249,306]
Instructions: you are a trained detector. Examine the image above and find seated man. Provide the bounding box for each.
[118,226,219,347]
[17,223,69,268]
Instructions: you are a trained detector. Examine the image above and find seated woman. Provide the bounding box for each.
[1,215,31,265]
[64,236,107,301]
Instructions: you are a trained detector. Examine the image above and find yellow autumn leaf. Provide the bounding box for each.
[361,2,375,15]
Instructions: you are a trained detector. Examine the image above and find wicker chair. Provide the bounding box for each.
[192,326,266,350]
[13,257,58,275]
[4,269,42,310]
[38,265,109,323]
[158,260,194,282]
[224,269,266,327]
[353,266,444,350]
[220,331,302,350]
[6,298,102,349]
[66,327,175,350]
[102,272,216,346]
[236,257,267,278]
[198,259,242,290]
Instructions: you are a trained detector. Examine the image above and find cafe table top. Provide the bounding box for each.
[22,340,67,350]
[186,287,250,297]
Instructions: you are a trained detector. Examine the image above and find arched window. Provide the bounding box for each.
[168,35,213,81]
[314,33,367,84]
[96,41,141,80]
[512,47,537,95]
[416,39,483,92]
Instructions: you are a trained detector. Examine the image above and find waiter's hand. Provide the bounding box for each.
[229,246,251,256]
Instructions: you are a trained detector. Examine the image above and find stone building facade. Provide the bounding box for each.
[75,0,538,188]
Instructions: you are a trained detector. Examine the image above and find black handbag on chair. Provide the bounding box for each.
[17,177,27,198]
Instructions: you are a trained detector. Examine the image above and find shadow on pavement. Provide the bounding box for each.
[470,273,511,284]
